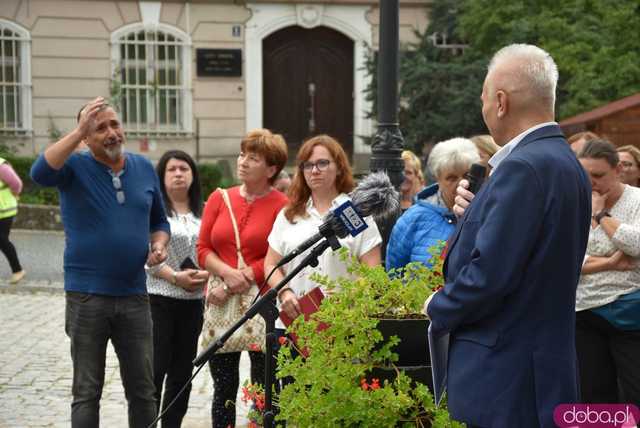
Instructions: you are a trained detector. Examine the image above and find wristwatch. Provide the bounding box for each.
[594,210,611,224]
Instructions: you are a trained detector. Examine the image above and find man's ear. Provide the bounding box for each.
[496,90,508,119]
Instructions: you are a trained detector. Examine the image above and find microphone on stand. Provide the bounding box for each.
[465,163,487,194]
[274,172,400,269]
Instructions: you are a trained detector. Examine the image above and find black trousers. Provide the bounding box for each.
[576,309,640,406]
[149,294,204,428]
[0,216,21,273]
[209,350,265,428]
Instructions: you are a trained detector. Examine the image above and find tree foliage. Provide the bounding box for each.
[457,0,640,119]
[373,0,640,153]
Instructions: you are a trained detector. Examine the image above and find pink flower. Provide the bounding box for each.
[370,378,380,390]
[278,336,288,346]
[249,343,262,352]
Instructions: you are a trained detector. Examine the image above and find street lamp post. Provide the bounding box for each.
[370,0,405,189]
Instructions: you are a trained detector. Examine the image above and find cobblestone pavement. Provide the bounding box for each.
[0,287,251,427]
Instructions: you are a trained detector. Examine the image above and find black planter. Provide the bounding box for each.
[376,318,431,366]
[367,318,434,394]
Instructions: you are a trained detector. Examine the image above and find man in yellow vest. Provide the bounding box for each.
[0,157,25,284]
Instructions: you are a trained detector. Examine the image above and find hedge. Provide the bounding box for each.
[0,152,233,206]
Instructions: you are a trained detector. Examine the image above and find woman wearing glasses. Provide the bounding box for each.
[264,135,382,334]
[145,150,209,427]
[197,129,288,428]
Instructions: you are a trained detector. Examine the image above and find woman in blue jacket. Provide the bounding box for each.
[386,138,479,271]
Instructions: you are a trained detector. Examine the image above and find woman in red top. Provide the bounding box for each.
[198,129,288,428]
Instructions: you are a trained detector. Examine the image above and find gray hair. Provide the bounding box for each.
[427,137,480,179]
[488,44,558,112]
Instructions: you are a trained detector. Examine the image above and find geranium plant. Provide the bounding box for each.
[274,244,462,427]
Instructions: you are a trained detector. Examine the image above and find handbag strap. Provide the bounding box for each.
[219,188,247,269]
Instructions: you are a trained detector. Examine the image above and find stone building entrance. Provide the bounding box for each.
[263,26,354,160]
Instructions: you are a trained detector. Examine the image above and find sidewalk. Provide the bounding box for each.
[0,230,253,428]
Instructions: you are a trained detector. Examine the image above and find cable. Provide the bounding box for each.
[146,359,208,428]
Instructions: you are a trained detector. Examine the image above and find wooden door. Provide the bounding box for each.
[263,26,354,161]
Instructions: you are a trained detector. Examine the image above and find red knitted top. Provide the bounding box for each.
[197,186,288,287]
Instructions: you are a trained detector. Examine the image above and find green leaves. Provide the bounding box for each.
[275,245,458,427]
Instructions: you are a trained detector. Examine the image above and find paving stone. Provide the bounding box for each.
[0,290,254,427]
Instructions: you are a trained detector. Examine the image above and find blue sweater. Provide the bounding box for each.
[386,184,456,271]
[30,151,170,296]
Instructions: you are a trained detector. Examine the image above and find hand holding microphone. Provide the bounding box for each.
[453,163,486,218]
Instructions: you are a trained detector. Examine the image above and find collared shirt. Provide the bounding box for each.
[488,122,558,172]
[268,194,382,329]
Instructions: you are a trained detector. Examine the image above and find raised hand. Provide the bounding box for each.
[76,97,106,139]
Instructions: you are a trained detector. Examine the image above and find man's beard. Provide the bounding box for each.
[104,142,123,161]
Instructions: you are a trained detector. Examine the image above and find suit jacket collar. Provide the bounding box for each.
[443,123,565,276]
[512,123,565,152]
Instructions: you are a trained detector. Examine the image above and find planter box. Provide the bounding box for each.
[368,318,434,394]
[376,318,431,366]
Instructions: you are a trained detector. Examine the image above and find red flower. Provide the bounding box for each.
[278,336,288,346]
[370,378,380,390]
[255,397,265,411]
[241,386,251,403]
[360,378,369,391]
[248,422,258,428]
[249,343,262,352]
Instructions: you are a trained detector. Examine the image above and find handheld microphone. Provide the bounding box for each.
[274,172,400,269]
[464,163,487,194]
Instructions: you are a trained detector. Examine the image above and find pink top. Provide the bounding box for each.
[0,163,22,195]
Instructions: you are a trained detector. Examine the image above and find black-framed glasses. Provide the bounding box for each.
[111,175,125,205]
[300,159,331,172]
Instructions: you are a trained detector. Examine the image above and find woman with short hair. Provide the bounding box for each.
[197,129,288,428]
[386,137,480,271]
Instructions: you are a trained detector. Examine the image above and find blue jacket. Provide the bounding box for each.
[428,125,591,427]
[386,184,456,271]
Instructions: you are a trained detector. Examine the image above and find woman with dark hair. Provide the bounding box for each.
[264,135,382,330]
[198,129,288,428]
[576,139,640,404]
[146,150,209,427]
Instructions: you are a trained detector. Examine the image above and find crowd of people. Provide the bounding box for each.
[15,41,638,428]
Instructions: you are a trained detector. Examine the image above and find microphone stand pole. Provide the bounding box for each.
[193,235,342,428]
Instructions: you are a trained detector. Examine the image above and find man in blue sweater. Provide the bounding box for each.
[31,97,170,428]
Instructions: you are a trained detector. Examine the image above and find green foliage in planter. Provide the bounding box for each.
[276,248,460,427]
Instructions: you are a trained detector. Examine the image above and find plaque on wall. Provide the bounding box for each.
[196,49,242,77]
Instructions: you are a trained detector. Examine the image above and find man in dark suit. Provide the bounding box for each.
[426,44,592,427]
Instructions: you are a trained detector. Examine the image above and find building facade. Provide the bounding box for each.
[0,0,430,174]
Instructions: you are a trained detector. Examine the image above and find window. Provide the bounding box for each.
[111,24,192,135]
[0,20,31,134]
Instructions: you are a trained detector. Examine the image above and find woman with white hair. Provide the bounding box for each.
[386,137,480,271]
